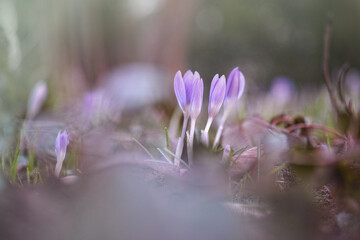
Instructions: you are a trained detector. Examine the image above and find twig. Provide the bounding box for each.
[286,123,346,140]
[270,115,293,126]
[337,63,349,104]
[337,62,352,115]
[322,21,340,114]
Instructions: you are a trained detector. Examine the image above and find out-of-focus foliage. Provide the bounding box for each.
[189,0,360,89]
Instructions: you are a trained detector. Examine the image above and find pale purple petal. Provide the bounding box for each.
[226,67,238,98]
[183,70,194,104]
[183,70,194,80]
[237,71,246,99]
[190,77,204,119]
[225,67,246,106]
[55,131,61,154]
[225,69,239,105]
[209,74,219,101]
[194,71,200,80]
[174,71,187,111]
[55,130,70,161]
[208,74,226,117]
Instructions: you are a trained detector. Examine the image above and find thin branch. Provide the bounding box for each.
[322,22,340,114]
[286,123,346,140]
[337,62,352,115]
[270,114,293,126]
[337,62,349,103]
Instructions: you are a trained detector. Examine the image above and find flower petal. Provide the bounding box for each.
[209,74,226,117]
[209,74,219,101]
[225,67,245,106]
[183,70,194,104]
[190,77,204,119]
[174,71,186,111]
[237,71,246,99]
[55,130,70,162]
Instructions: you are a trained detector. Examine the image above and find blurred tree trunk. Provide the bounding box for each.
[141,0,199,73]
[36,0,199,106]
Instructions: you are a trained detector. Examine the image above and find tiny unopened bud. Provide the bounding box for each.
[54,130,70,177]
[221,145,232,164]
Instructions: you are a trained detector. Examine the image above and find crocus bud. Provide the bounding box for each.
[189,77,204,120]
[208,74,226,118]
[224,67,245,106]
[174,70,200,114]
[54,130,70,177]
[26,81,48,119]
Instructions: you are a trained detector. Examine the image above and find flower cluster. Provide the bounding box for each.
[174,67,245,165]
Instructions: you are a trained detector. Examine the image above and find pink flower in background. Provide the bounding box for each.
[270,77,294,105]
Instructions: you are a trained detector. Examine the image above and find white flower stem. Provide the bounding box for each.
[212,110,229,150]
[174,137,182,166]
[201,130,209,147]
[189,118,196,147]
[187,118,197,166]
[186,131,193,166]
[54,157,64,178]
[204,117,213,133]
[175,113,189,165]
[201,117,213,147]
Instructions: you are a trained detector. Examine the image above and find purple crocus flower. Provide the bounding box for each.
[26,81,48,119]
[225,67,245,106]
[174,70,200,113]
[54,130,70,177]
[213,67,246,149]
[202,74,226,146]
[208,74,226,119]
[174,70,201,164]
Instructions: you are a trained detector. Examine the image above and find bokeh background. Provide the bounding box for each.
[0,1,360,239]
[0,0,359,147]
